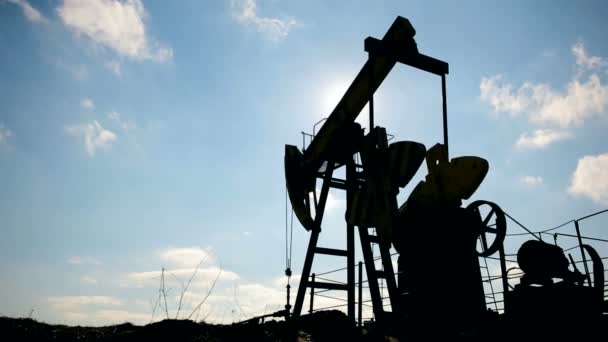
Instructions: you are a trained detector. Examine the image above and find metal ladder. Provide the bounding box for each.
[358,225,400,324]
[292,160,356,320]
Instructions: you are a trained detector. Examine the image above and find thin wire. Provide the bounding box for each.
[289,207,294,269]
[505,208,608,237]
[553,233,608,244]
[316,252,400,276]
[563,245,581,252]
[314,293,348,302]
[577,208,608,222]
[285,187,289,268]
[312,303,348,311]
[315,276,346,284]
[504,212,541,240]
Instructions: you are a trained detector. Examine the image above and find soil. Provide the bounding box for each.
[1,310,377,342]
[3,309,605,341]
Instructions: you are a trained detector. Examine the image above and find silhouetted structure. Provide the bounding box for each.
[282,15,606,341]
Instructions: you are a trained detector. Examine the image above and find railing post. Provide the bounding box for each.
[347,159,356,321]
[285,283,291,319]
[441,74,449,159]
[368,55,375,129]
[498,248,509,313]
[574,220,592,285]
[309,273,315,314]
[358,261,363,327]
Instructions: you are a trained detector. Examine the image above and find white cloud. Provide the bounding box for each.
[48,296,123,310]
[0,125,13,146]
[57,309,150,326]
[573,42,608,71]
[569,153,608,205]
[124,247,239,290]
[124,267,240,321]
[160,247,215,268]
[49,243,376,325]
[481,72,608,128]
[118,246,244,322]
[65,120,117,157]
[522,175,543,186]
[480,75,551,115]
[53,306,150,326]
[226,283,285,315]
[481,42,608,148]
[231,0,296,41]
[93,309,149,325]
[62,311,88,322]
[206,273,355,321]
[108,111,136,132]
[67,256,102,265]
[272,273,301,288]
[532,74,608,127]
[309,188,345,216]
[184,281,298,322]
[218,281,356,320]
[126,266,240,289]
[58,0,173,62]
[7,0,46,23]
[514,129,572,150]
[54,245,372,325]
[81,98,95,110]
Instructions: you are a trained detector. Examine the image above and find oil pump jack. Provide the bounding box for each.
[283,16,606,339]
[284,15,494,329]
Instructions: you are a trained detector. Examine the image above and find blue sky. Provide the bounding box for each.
[1,0,607,325]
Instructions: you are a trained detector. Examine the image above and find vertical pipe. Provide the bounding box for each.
[441,74,449,159]
[368,55,375,129]
[498,248,509,313]
[285,283,291,319]
[358,261,363,327]
[346,160,356,321]
[574,220,592,285]
[309,273,315,314]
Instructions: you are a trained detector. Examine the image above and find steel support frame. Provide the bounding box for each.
[290,158,356,322]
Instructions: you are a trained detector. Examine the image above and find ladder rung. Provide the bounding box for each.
[315,247,348,257]
[307,281,348,291]
[368,235,381,244]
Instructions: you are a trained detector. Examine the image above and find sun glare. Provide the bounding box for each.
[317,79,376,131]
[319,80,350,117]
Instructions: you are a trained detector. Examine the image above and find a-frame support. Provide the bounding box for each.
[291,156,400,327]
[293,160,358,319]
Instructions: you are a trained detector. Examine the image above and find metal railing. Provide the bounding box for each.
[301,208,607,322]
[480,208,608,313]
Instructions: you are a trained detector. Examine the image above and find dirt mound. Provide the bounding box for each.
[1,310,375,342]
